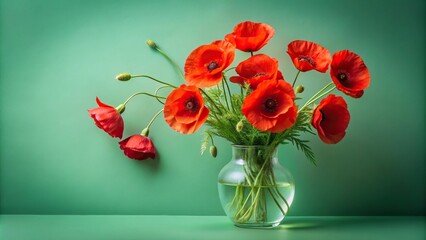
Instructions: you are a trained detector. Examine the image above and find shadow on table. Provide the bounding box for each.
[277,216,410,231]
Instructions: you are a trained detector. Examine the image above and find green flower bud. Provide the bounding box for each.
[210,145,217,158]
[236,120,244,132]
[146,40,157,48]
[115,104,126,114]
[116,73,132,81]
[296,85,304,94]
[141,128,150,137]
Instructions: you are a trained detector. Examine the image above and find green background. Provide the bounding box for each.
[0,0,424,216]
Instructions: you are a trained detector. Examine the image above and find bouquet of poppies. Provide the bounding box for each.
[88,21,370,225]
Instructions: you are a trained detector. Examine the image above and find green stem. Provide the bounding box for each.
[223,67,237,75]
[223,76,235,111]
[207,132,215,146]
[305,82,334,104]
[152,47,185,81]
[154,86,173,104]
[131,75,177,88]
[267,188,287,216]
[291,70,301,87]
[221,79,230,109]
[123,92,166,106]
[145,109,164,130]
[199,88,224,115]
[298,86,336,113]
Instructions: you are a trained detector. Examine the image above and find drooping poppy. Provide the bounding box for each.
[119,134,156,160]
[164,84,209,134]
[225,21,275,52]
[230,54,280,89]
[311,94,350,144]
[88,97,124,139]
[184,40,235,88]
[242,80,297,133]
[330,50,370,98]
[287,40,331,73]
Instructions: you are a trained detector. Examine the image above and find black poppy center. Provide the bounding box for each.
[207,62,219,71]
[298,55,316,66]
[264,98,277,112]
[338,73,348,81]
[185,98,198,112]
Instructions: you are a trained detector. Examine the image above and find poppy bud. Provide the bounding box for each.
[141,128,150,137]
[146,40,157,48]
[115,104,126,114]
[296,85,304,94]
[116,73,132,81]
[236,120,244,132]
[210,145,217,158]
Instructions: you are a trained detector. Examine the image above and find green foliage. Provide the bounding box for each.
[202,78,317,165]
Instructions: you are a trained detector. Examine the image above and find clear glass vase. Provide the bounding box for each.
[218,145,295,228]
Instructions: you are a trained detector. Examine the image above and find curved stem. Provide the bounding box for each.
[131,75,177,88]
[221,79,230,109]
[298,86,336,113]
[123,92,166,106]
[155,85,173,104]
[291,70,301,87]
[199,88,224,115]
[153,47,185,81]
[223,67,237,75]
[146,109,164,130]
[223,76,235,111]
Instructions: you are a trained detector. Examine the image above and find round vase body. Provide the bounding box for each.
[218,145,295,228]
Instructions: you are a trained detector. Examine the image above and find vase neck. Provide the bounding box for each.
[232,145,278,164]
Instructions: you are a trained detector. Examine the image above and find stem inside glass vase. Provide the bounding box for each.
[218,145,295,228]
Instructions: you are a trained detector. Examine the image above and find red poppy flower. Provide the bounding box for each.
[330,50,370,98]
[164,84,209,134]
[119,134,156,160]
[242,80,297,133]
[312,94,350,144]
[88,97,124,139]
[225,21,275,52]
[287,40,331,73]
[230,54,280,89]
[184,40,235,88]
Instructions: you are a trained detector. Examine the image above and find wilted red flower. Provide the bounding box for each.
[242,80,297,133]
[230,54,280,89]
[119,134,156,160]
[312,94,350,144]
[164,84,209,134]
[88,97,124,139]
[184,40,235,88]
[287,40,331,73]
[225,21,275,52]
[330,50,370,98]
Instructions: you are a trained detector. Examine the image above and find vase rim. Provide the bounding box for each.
[232,144,277,149]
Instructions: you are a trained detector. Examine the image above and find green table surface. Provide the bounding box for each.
[0,215,425,240]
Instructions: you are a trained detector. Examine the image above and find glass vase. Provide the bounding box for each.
[218,145,295,228]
